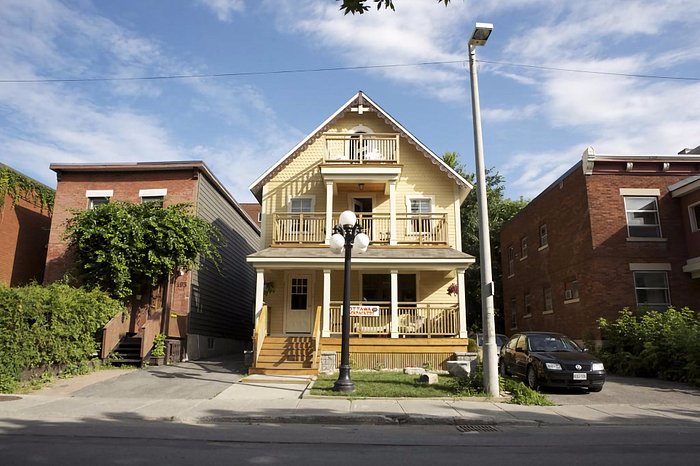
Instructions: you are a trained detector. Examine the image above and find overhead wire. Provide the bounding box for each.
[0,59,697,84]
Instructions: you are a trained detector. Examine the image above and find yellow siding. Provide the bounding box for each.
[418,271,458,305]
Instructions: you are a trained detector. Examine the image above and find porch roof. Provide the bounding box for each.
[246,247,475,271]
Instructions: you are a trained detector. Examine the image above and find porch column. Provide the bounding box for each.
[255,269,265,322]
[325,181,334,245]
[457,269,468,338]
[322,269,331,337]
[390,269,399,338]
[389,179,397,246]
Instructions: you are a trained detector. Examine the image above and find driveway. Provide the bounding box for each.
[541,375,700,406]
[37,355,247,400]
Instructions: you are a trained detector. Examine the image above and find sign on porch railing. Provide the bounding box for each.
[346,305,380,317]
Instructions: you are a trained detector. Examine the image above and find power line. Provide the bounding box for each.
[0,59,697,84]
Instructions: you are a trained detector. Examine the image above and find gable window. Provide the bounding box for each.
[690,202,700,232]
[634,271,670,308]
[520,237,528,259]
[510,298,517,330]
[539,223,548,248]
[139,189,167,207]
[407,196,434,234]
[507,246,515,277]
[85,189,112,209]
[624,196,661,237]
[543,287,553,313]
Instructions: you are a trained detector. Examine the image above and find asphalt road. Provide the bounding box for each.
[0,422,698,465]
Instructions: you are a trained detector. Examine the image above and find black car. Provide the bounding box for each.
[499,332,605,392]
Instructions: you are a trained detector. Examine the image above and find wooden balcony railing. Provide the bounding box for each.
[272,212,447,245]
[328,302,459,337]
[324,133,399,163]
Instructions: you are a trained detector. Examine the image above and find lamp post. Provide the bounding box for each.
[468,22,499,397]
[329,210,370,392]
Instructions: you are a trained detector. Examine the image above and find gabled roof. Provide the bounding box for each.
[248,91,472,202]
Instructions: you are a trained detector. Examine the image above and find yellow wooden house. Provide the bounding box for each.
[246,91,475,375]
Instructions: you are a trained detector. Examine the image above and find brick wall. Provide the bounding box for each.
[0,194,52,286]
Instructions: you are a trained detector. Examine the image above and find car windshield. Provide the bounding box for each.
[528,335,581,352]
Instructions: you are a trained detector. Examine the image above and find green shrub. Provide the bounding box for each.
[598,307,700,385]
[500,377,554,406]
[0,283,122,392]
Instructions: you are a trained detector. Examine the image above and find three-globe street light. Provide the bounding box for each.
[329,210,370,392]
[468,22,499,397]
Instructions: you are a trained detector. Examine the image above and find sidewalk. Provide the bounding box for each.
[1,371,699,427]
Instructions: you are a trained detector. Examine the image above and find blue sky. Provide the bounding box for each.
[2,0,699,204]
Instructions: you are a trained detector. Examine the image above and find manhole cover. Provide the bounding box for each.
[0,396,22,402]
[456,424,499,433]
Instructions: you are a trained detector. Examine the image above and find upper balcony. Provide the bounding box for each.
[272,212,447,246]
[323,133,400,164]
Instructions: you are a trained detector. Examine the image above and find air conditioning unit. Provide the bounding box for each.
[565,289,574,300]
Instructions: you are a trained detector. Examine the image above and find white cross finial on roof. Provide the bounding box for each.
[351,104,370,115]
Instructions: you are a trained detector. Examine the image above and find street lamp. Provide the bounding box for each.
[329,210,370,392]
[468,22,499,397]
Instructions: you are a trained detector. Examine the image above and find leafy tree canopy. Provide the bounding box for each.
[0,164,54,213]
[64,201,221,300]
[339,0,450,15]
[442,152,528,331]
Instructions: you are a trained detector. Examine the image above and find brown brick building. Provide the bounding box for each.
[500,146,700,342]
[45,161,261,361]
[0,164,53,287]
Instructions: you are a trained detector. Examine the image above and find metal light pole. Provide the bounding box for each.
[468,22,499,397]
[329,210,370,392]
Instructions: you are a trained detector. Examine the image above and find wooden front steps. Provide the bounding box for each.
[249,336,318,375]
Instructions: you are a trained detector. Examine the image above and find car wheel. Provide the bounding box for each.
[589,386,603,392]
[499,359,509,377]
[527,365,539,391]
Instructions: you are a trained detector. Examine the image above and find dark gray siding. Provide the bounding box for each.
[189,174,261,341]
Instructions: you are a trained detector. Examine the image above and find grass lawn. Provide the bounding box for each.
[310,371,463,398]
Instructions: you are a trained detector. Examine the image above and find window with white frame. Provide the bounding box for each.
[407,196,433,234]
[539,223,548,248]
[290,197,313,213]
[139,188,166,207]
[543,287,553,313]
[507,246,515,277]
[289,197,314,238]
[521,236,528,259]
[85,190,112,209]
[690,202,700,232]
[633,271,670,308]
[624,196,661,237]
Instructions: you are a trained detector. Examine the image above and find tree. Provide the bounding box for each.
[64,202,221,300]
[339,0,450,15]
[442,152,528,332]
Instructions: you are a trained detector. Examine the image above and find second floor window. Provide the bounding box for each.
[290,197,313,213]
[543,287,553,313]
[88,197,109,209]
[624,196,661,238]
[521,237,528,259]
[524,293,532,316]
[85,189,112,209]
[690,202,700,232]
[409,197,433,234]
[507,246,515,276]
[634,271,670,308]
[539,223,548,248]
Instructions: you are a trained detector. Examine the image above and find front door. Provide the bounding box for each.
[353,197,373,239]
[285,274,313,334]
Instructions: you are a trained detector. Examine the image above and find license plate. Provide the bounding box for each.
[573,373,587,380]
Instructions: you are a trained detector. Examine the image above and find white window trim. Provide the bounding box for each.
[85,189,113,198]
[405,195,435,213]
[629,263,672,271]
[624,196,662,238]
[288,195,316,212]
[139,188,167,198]
[619,188,660,196]
[689,201,700,232]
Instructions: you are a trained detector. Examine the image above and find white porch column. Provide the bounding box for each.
[255,269,265,322]
[457,269,468,338]
[390,269,399,338]
[325,181,334,244]
[322,269,331,337]
[389,179,397,245]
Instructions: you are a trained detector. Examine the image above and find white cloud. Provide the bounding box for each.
[196,0,245,22]
[482,104,538,122]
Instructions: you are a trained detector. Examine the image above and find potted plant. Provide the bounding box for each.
[151,333,166,366]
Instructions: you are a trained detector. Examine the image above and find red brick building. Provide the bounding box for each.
[45,161,261,361]
[500,146,700,342]
[0,164,53,287]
